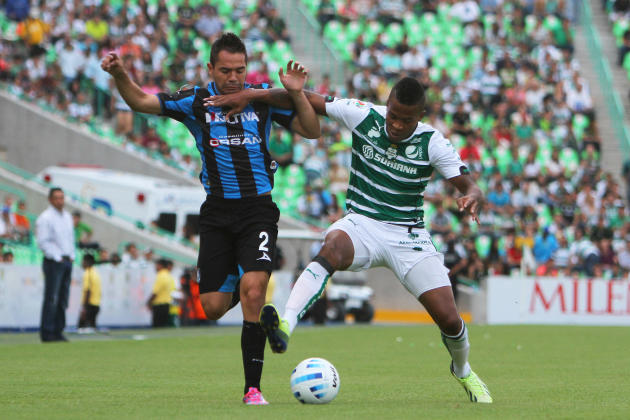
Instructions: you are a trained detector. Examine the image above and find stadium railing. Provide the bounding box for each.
[584,0,630,159]
[274,0,347,87]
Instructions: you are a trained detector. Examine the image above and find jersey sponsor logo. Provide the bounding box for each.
[373,152,418,175]
[209,136,263,147]
[354,100,369,108]
[405,145,421,159]
[398,239,432,246]
[362,145,374,159]
[205,111,260,124]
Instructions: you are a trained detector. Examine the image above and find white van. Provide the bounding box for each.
[38,166,206,237]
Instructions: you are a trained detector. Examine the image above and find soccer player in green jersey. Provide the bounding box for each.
[205,77,492,403]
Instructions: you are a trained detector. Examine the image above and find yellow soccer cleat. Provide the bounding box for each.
[452,366,493,403]
[259,304,290,353]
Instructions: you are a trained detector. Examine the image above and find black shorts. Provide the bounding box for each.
[197,194,279,294]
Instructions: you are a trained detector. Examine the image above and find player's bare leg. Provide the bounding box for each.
[317,230,356,271]
[419,286,462,336]
[240,271,269,321]
[419,285,492,403]
[199,291,233,320]
[261,230,354,353]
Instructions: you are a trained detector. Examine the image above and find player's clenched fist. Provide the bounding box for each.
[101,52,125,77]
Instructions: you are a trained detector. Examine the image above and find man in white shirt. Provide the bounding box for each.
[401,45,428,75]
[57,36,86,87]
[36,188,75,342]
[450,0,481,23]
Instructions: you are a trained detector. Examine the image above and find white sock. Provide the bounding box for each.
[283,262,331,333]
[441,320,471,379]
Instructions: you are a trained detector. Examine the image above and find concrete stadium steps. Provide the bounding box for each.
[272,0,347,87]
[0,90,195,183]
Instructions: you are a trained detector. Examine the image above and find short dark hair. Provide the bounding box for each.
[48,187,63,199]
[210,32,247,65]
[389,77,425,108]
[83,254,95,266]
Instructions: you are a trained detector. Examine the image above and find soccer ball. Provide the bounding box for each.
[290,357,340,404]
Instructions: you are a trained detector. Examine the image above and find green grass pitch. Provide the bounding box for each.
[1,324,629,419]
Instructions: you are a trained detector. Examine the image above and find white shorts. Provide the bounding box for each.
[326,213,451,298]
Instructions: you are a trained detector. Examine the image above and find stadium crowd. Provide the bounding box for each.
[0,0,293,175]
[1,1,630,283]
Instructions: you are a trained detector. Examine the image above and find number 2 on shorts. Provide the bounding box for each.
[259,231,269,251]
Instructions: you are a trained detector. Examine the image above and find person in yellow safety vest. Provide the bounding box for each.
[147,259,175,327]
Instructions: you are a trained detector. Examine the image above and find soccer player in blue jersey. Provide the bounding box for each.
[101,33,320,405]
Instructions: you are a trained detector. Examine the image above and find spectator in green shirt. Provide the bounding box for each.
[72,211,98,249]
[269,132,293,168]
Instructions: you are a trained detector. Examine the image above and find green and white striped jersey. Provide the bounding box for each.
[325,98,467,227]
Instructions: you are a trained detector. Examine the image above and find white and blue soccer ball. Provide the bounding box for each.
[290,357,340,404]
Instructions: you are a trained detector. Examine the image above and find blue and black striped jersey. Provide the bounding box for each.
[156,82,295,199]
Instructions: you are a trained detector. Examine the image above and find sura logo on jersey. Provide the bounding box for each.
[209,136,263,147]
[362,145,374,159]
[205,111,260,124]
[362,144,418,175]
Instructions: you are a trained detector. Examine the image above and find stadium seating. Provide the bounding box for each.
[0,0,298,179]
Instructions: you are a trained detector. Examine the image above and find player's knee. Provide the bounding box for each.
[319,237,352,269]
[440,314,463,336]
[240,285,265,306]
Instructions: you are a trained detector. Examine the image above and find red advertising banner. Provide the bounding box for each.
[487,276,630,325]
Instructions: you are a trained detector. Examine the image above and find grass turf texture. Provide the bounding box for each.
[1,325,629,419]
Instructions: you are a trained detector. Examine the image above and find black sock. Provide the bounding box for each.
[242,321,266,394]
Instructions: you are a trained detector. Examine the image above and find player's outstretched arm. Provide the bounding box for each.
[101,53,161,115]
[448,174,484,224]
[279,61,320,139]
[204,87,328,118]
